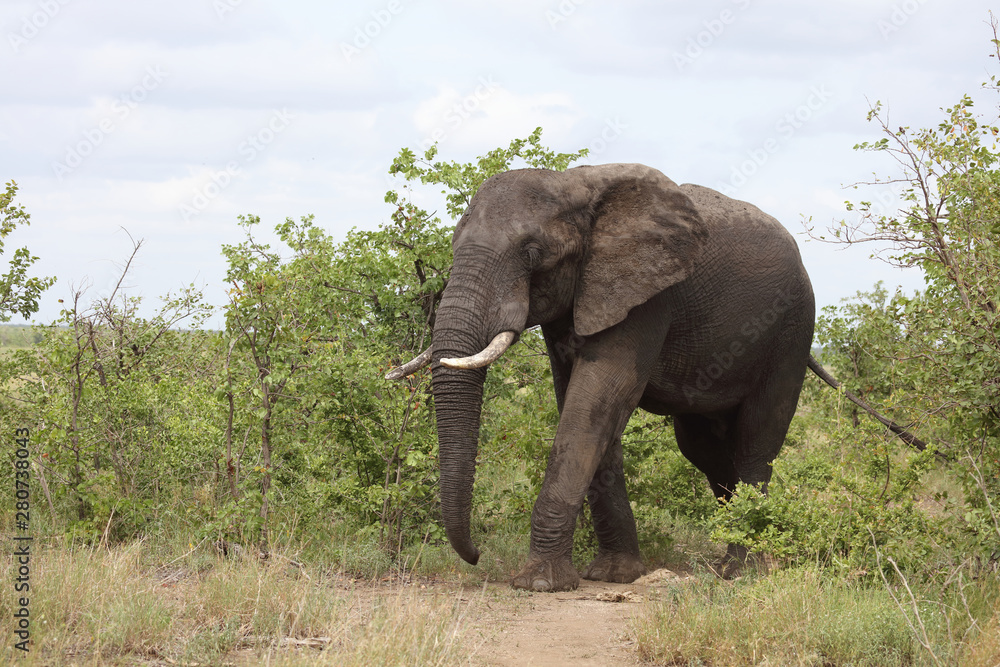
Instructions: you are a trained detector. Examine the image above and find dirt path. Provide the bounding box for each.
[153,557,691,666]
[461,569,688,667]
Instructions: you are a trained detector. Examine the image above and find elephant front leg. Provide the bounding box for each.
[513,307,667,592]
[512,443,603,591]
[511,492,583,592]
[513,355,652,591]
[512,321,587,592]
[582,436,647,583]
[513,432,640,591]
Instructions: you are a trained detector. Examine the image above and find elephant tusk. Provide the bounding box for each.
[384,347,433,380]
[440,331,516,369]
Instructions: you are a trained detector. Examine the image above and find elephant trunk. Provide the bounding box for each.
[432,320,489,565]
[431,251,528,565]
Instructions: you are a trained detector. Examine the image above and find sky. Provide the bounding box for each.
[1,0,997,329]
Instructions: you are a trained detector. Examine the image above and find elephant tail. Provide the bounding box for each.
[807,355,928,452]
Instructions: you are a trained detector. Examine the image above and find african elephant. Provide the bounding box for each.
[387,163,923,592]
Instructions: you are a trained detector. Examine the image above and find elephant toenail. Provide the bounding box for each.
[532,578,551,592]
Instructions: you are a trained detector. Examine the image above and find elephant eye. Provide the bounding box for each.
[523,243,543,268]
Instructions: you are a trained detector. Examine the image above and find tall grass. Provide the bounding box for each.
[0,539,470,665]
[633,566,1000,666]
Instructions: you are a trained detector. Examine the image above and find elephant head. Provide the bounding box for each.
[390,163,707,564]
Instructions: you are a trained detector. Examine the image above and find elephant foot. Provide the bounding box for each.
[583,551,647,583]
[511,557,580,592]
[712,543,766,580]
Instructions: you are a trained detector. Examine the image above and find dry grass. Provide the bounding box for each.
[961,610,1000,667]
[634,570,916,665]
[4,537,999,665]
[0,540,471,666]
[632,566,1000,667]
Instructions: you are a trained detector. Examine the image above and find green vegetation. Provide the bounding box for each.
[0,181,55,322]
[2,30,1000,666]
[0,324,40,349]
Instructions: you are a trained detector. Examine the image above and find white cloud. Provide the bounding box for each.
[412,83,584,155]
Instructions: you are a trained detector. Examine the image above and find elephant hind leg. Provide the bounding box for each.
[714,372,804,578]
[686,366,804,578]
[674,411,765,579]
[582,436,647,583]
[731,366,805,490]
[673,411,739,501]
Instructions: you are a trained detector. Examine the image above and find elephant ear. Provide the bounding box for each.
[573,165,707,337]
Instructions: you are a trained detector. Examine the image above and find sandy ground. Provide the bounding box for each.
[157,561,692,666]
[458,568,690,667]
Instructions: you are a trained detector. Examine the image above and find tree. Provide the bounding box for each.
[0,181,55,321]
[221,214,342,549]
[810,19,1000,560]
[0,237,216,540]
[387,126,589,220]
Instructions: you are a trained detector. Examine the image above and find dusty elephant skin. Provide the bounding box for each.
[386,163,905,592]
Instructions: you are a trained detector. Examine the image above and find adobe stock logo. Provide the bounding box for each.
[51,66,168,182]
[583,118,628,158]
[340,0,408,62]
[546,0,586,30]
[682,289,797,406]
[717,84,833,196]
[417,76,500,151]
[214,0,246,20]
[673,0,752,71]
[178,109,294,222]
[8,0,72,53]
[877,0,928,39]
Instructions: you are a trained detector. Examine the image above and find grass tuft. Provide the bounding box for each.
[634,567,919,666]
[0,539,468,665]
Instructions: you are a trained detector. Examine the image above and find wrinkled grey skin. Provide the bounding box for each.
[431,164,815,592]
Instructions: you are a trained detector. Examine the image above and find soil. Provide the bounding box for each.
[457,568,692,667]
[161,560,695,666]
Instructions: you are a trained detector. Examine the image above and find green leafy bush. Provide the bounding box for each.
[712,421,948,576]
